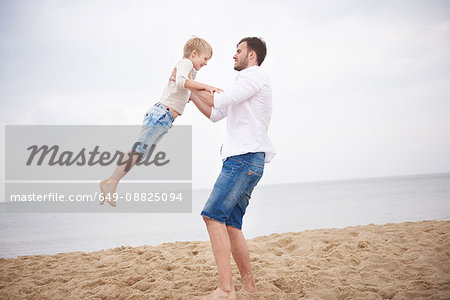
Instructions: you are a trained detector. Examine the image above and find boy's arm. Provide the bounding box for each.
[171,66,222,95]
[185,80,223,95]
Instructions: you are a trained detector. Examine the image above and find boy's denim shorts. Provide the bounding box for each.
[201,152,265,230]
[133,103,174,158]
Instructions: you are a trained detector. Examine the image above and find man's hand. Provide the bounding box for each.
[170,68,176,82]
[170,68,193,82]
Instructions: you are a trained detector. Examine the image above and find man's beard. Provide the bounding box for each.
[234,55,249,71]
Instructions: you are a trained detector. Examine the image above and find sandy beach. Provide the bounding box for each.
[1,220,449,299]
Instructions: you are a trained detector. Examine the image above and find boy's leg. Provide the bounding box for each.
[227,225,257,293]
[100,104,173,206]
[100,151,141,206]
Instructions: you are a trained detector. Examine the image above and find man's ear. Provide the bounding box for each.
[249,50,256,61]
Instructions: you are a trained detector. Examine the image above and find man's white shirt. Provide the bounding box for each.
[210,65,276,163]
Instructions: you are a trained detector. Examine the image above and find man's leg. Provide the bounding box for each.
[202,217,237,300]
[227,225,257,293]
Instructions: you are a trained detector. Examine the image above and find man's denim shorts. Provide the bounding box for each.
[133,103,174,158]
[201,152,265,230]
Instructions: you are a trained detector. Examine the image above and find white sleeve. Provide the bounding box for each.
[209,106,228,122]
[175,59,193,89]
[213,71,261,109]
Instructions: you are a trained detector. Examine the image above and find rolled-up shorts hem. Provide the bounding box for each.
[201,212,242,230]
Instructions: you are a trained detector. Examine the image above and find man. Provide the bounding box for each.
[190,37,275,300]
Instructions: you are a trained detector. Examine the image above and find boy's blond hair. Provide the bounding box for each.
[183,37,213,59]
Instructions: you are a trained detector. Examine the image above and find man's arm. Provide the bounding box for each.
[193,89,215,107]
[213,71,262,109]
[190,90,228,122]
[190,90,212,119]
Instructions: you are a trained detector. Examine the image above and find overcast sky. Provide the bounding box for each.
[1,0,450,191]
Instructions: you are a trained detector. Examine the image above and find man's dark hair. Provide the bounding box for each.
[238,37,267,66]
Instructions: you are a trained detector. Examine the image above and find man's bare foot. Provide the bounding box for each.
[200,287,237,300]
[99,180,118,207]
[237,286,257,294]
[237,274,257,294]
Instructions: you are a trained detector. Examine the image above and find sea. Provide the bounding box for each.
[1,173,449,258]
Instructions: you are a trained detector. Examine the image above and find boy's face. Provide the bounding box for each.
[190,50,210,71]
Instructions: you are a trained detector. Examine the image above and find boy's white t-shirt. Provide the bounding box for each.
[159,58,196,115]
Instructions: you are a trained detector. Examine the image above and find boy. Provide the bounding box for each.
[100,37,221,206]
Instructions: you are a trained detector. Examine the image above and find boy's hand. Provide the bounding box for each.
[205,85,223,95]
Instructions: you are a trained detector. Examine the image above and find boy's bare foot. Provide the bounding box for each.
[99,180,118,207]
[200,287,236,300]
